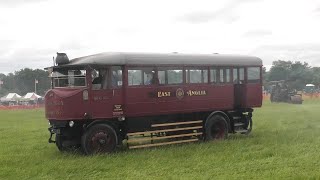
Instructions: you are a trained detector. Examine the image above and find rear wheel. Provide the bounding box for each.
[81,124,118,155]
[205,115,228,141]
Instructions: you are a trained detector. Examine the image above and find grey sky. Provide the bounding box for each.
[0,0,320,74]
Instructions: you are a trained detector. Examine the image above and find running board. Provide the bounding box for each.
[129,139,199,149]
[127,120,203,149]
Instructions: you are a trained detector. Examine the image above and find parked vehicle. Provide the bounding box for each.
[45,52,263,154]
[269,80,303,104]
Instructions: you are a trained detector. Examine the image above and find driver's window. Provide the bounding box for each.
[92,68,108,90]
[91,66,122,90]
[111,66,123,88]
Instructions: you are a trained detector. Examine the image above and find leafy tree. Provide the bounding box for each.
[267,60,315,90]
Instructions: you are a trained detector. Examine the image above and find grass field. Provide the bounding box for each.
[1,100,320,179]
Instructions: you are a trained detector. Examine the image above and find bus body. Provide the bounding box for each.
[45,52,263,154]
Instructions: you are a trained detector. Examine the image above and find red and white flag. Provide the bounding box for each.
[35,79,38,84]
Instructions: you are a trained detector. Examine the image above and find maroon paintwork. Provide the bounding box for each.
[45,66,262,121]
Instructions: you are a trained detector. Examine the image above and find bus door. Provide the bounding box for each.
[245,67,262,107]
[234,67,246,108]
[125,67,158,116]
[90,66,124,119]
[234,67,262,108]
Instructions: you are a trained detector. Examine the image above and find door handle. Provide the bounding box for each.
[113,89,114,96]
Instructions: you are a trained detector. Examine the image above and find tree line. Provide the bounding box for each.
[0,68,51,97]
[263,60,320,91]
[0,60,319,97]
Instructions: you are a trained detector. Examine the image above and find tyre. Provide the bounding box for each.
[55,134,81,152]
[205,115,228,141]
[55,135,67,151]
[81,124,118,155]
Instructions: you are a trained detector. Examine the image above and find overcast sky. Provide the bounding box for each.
[1,0,320,74]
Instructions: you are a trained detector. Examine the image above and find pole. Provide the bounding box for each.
[35,79,37,94]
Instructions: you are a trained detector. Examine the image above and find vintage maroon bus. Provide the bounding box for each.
[45,52,262,154]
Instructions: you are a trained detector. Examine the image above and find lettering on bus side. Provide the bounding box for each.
[186,90,207,96]
[157,91,171,98]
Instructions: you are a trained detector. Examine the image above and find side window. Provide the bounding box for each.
[203,69,208,83]
[239,68,245,84]
[92,68,108,89]
[168,69,183,84]
[219,69,224,83]
[158,70,166,84]
[128,67,156,86]
[210,68,217,83]
[111,66,122,88]
[233,68,238,84]
[158,67,183,85]
[226,68,230,83]
[247,67,261,83]
[128,69,142,86]
[186,68,208,83]
[143,69,156,85]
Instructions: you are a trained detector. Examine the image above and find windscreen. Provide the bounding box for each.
[50,69,86,88]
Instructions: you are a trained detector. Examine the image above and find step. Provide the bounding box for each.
[127,132,203,143]
[235,129,248,133]
[233,116,242,120]
[127,126,202,136]
[151,120,202,128]
[129,138,199,149]
[234,122,245,127]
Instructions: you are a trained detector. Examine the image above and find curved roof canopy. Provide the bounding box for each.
[54,52,263,68]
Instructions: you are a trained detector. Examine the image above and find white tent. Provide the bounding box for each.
[22,92,42,100]
[0,93,22,102]
[306,84,315,87]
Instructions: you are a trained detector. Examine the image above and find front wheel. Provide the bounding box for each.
[81,124,118,155]
[205,115,228,141]
[55,135,80,152]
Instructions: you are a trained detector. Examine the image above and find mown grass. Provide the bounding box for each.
[1,100,320,179]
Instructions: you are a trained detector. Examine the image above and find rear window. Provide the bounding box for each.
[247,67,260,83]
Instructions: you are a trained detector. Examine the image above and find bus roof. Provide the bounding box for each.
[55,52,262,68]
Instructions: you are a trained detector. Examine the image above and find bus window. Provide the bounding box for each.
[158,70,166,85]
[210,68,217,83]
[168,69,183,84]
[219,69,224,83]
[186,68,208,83]
[203,69,208,83]
[247,67,260,83]
[111,66,122,88]
[226,68,230,83]
[233,68,238,84]
[239,68,244,84]
[128,69,142,86]
[158,68,183,85]
[143,69,156,85]
[92,69,108,89]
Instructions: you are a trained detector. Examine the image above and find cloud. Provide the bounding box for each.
[0,48,55,74]
[250,44,320,67]
[314,7,320,12]
[0,0,49,7]
[177,0,260,24]
[243,30,273,37]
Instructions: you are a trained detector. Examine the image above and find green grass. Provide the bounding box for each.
[1,100,320,179]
